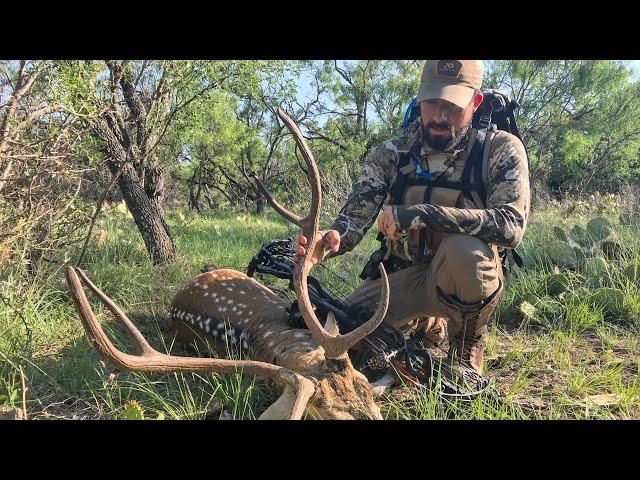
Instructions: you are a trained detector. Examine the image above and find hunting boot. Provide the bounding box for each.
[411,316,447,348]
[435,280,503,389]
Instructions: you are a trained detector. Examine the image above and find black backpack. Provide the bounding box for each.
[402,89,524,144]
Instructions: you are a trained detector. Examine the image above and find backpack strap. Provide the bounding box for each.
[392,147,413,206]
[460,128,486,206]
[472,123,497,208]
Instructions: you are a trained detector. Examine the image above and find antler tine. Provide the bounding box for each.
[275,108,322,234]
[251,109,321,233]
[251,172,303,226]
[65,266,315,419]
[255,109,390,359]
[297,263,390,359]
[73,267,155,356]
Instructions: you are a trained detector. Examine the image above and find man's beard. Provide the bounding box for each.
[422,120,472,152]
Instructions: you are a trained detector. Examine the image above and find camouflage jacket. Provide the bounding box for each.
[328,118,530,261]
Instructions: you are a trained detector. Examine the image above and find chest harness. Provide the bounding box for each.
[361,124,523,283]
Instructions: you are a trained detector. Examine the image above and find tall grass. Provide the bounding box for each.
[1,202,639,419]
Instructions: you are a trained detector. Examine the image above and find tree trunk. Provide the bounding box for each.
[112,162,176,265]
[256,195,264,215]
[94,116,176,266]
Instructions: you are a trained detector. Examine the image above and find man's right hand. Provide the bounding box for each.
[294,230,341,265]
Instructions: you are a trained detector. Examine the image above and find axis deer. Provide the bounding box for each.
[66,109,394,420]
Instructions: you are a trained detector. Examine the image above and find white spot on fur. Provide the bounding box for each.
[226,287,233,292]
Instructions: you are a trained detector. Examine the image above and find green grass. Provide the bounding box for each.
[1,202,639,419]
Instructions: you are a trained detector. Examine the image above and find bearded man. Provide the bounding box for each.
[295,60,530,387]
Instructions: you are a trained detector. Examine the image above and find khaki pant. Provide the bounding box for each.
[344,234,502,338]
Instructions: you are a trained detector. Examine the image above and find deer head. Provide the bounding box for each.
[66,109,390,420]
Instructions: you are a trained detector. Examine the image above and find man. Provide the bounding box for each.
[295,60,530,385]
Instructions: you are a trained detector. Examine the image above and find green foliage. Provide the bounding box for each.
[553,226,568,242]
[544,273,572,296]
[623,260,640,284]
[546,241,578,269]
[586,217,613,242]
[121,400,145,420]
[601,240,624,260]
[581,256,609,279]
[486,60,640,194]
[589,288,625,318]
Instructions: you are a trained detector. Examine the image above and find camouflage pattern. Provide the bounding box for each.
[328,118,530,261]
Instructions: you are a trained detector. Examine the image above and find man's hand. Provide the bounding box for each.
[378,206,404,240]
[294,230,341,265]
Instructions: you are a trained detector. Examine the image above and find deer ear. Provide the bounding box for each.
[323,311,340,336]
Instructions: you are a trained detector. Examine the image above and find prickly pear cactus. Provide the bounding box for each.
[601,240,623,260]
[553,226,568,242]
[519,300,539,324]
[547,241,578,269]
[121,400,145,420]
[586,217,613,242]
[544,273,571,296]
[570,225,588,241]
[572,245,586,267]
[589,287,625,316]
[623,261,640,284]
[582,257,609,279]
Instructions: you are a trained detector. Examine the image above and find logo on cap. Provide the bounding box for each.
[436,60,462,78]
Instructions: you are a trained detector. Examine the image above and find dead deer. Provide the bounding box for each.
[66,109,391,420]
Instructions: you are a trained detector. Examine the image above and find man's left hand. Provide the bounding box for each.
[378,206,404,240]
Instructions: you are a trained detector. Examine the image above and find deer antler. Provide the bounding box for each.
[252,109,389,359]
[65,266,315,420]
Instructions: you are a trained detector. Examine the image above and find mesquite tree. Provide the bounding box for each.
[88,60,266,265]
[0,60,94,272]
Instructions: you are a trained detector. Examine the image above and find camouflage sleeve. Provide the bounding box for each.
[392,132,530,249]
[327,141,399,255]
